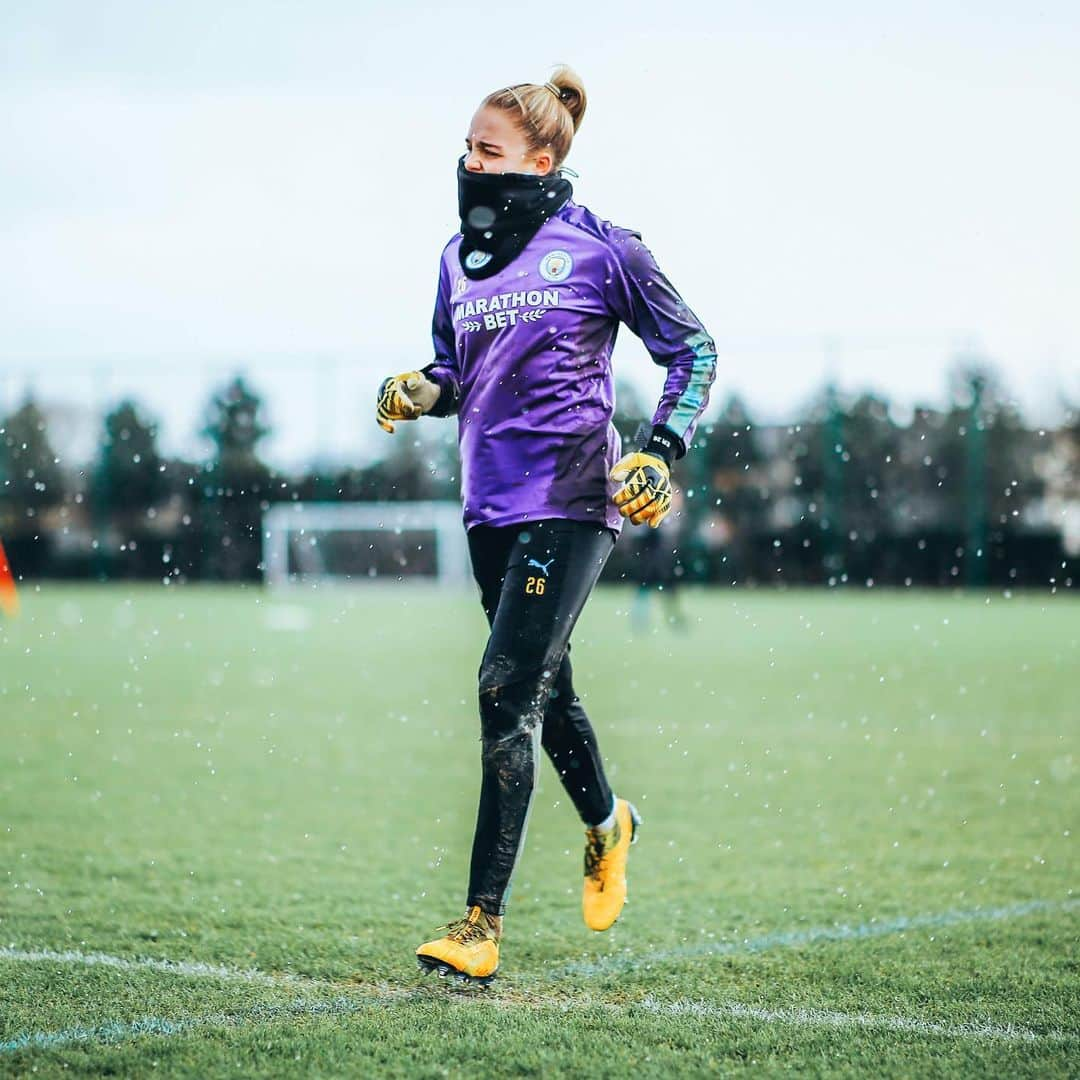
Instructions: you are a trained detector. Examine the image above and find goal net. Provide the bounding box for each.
[262,501,471,587]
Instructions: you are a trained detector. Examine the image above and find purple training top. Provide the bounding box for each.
[423,199,717,533]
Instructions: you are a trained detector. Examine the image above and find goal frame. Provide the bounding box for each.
[262,501,471,587]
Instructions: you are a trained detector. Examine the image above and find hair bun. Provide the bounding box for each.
[545,65,587,133]
[544,80,564,102]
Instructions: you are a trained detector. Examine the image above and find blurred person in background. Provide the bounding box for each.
[631,488,688,634]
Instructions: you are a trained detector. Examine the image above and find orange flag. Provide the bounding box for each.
[0,538,18,618]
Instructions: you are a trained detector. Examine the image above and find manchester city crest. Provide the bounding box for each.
[539,249,573,283]
[465,250,492,270]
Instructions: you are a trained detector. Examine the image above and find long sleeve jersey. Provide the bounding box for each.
[422,199,717,534]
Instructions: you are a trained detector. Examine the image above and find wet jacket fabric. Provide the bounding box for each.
[422,198,717,533]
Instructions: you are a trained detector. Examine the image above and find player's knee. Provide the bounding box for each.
[478,653,561,743]
[479,682,537,743]
[478,649,518,697]
[479,647,561,697]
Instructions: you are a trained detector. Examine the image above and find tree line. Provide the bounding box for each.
[1,364,1077,588]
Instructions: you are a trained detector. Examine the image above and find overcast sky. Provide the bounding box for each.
[2,1,1078,465]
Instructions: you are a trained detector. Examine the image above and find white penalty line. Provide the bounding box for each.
[0,945,316,990]
[0,988,1069,1055]
[2,897,1076,1054]
[631,997,1070,1045]
[5,897,1073,994]
[0,993,421,1055]
[551,896,1080,978]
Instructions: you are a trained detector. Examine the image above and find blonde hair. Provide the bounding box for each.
[481,65,586,170]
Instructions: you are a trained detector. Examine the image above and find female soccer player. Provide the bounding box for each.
[376,66,716,983]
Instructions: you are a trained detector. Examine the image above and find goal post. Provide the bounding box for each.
[262,501,471,587]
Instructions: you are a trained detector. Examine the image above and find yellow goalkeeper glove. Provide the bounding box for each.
[609,451,673,528]
[376,371,440,433]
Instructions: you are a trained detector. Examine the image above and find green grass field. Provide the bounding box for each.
[1,583,1076,1077]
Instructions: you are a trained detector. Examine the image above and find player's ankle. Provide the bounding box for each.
[467,904,503,941]
[589,794,618,832]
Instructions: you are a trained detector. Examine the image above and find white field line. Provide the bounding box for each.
[2,897,1076,1055]
[0,945,318,989]
[631,997,1070,1044]
[0,988,1071,1055]
[4,896,1072,994]
[551,897,1080,978]
[0,993,420,1055]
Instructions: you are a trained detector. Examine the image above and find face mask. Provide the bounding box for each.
[456,154,573,280]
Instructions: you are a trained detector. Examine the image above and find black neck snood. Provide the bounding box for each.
[457,155,573,280]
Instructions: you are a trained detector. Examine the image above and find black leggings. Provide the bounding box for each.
[465,518,617,916]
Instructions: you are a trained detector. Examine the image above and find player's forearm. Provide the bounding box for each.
[650,331,717,456]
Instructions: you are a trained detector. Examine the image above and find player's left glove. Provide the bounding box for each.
[609,451,673,528]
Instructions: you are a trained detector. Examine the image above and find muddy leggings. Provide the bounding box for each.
[465,518,617,917]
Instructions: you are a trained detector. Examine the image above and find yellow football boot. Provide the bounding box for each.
[415,905,502,984]
[583,798,642,931]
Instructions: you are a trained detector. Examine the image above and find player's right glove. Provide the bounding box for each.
[609,451,673,528]
[376,371,440,433]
